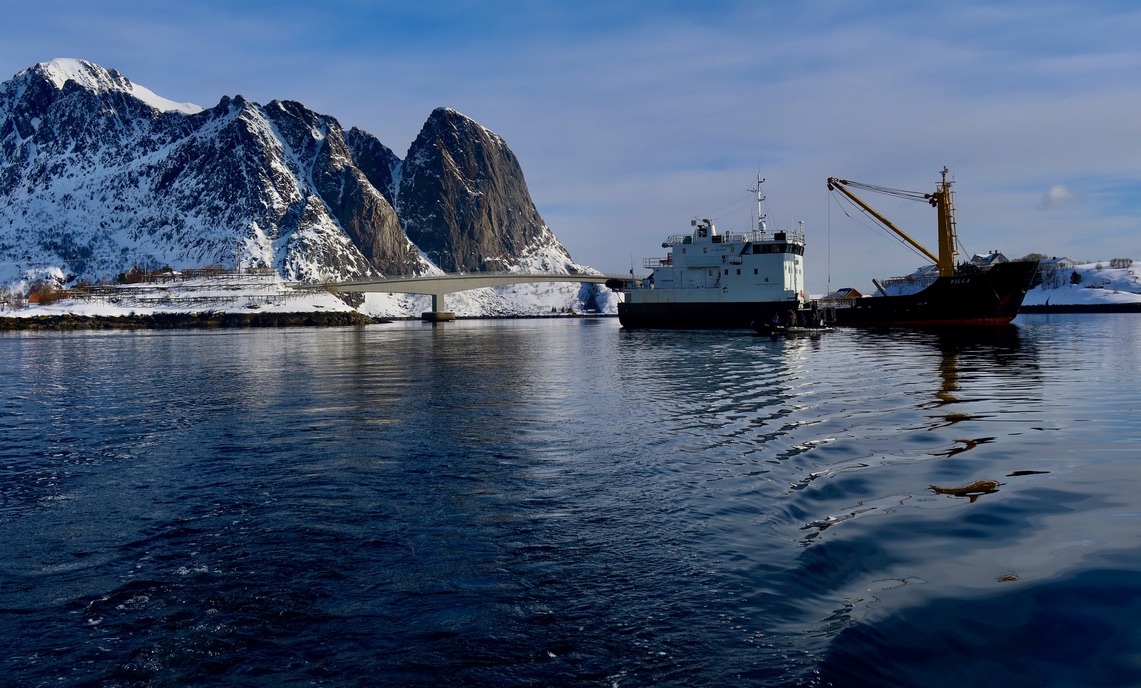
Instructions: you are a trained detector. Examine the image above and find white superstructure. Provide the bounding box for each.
[610,178,807,328]
[631,217,805,304]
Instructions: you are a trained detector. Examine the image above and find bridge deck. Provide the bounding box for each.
[294,271,625,321]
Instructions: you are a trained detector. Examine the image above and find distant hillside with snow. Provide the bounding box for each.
[1023,260,1141,307]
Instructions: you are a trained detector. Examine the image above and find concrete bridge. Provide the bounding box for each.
[305,271,626,321]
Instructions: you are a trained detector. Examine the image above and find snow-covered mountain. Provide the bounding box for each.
[0,59,611,316]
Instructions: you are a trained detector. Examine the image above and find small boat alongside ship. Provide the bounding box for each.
[754,322,833,338]
[607,168,1038,329]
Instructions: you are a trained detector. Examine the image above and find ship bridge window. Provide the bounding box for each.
[752,243,803,255]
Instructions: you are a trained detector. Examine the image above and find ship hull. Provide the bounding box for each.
[617,298,799,329]
[828,260,1038,327]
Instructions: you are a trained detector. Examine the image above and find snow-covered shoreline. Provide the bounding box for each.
[0,268,618,328]
[3,260,1136,328]
[1021,260,1141,309]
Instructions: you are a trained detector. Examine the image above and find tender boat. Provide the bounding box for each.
[753,322,833,337]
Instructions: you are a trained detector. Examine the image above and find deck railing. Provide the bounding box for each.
[662,228,805,247]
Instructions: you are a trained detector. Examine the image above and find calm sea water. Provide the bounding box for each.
[2,314,1140,687]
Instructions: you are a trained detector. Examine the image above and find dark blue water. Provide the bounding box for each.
[2,314,1140,687]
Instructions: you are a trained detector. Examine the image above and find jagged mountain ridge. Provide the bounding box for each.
[0,59,603,314]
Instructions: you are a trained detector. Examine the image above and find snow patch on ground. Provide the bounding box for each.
[1023,261,1141,306]
[1,272,354,318]
[2,269,620,319]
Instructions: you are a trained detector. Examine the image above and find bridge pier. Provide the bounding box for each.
[421,292,456,322]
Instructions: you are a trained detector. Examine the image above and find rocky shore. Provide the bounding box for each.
[0,311,387,330]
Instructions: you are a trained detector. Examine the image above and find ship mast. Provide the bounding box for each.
[931,166,958,278]
[749,175,767,238]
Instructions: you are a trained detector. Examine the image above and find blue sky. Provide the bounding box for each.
[4,0,1140,291]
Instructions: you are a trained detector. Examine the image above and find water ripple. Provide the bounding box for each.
[2,316,1140,686]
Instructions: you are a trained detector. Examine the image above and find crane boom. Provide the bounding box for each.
[827,169,958,277]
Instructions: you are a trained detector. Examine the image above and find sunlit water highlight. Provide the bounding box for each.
[1,314,1139,686]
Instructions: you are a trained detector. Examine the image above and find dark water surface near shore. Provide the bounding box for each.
[2,314,1140,686]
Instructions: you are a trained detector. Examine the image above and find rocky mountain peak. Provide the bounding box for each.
[397,107,572,274]
[31,58,204,114]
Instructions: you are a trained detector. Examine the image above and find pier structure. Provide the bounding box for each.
[305,272,623,321]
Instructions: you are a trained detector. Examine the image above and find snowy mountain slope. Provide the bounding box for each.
[0,59,614,316]
[0,60,401,284]
[261,99,423,279]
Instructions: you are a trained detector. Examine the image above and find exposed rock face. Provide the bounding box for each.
[397,107,574,274]
[0,59,607,316]
[264,100,422,277]
[345,126,402,205]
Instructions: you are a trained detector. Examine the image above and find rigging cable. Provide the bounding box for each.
[835,180,929,203]
[829,189,933,264]
[697,196,753,231]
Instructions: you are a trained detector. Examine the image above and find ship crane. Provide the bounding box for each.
[827,167,959,278]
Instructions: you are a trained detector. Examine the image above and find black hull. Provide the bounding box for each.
[617,299,798,329]
[828,260,1038,327]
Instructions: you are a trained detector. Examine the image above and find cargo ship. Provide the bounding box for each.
[821,168,1038,327]
[607,169,1037,329]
